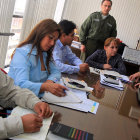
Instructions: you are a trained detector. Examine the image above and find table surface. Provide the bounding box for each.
[50,72,140,140]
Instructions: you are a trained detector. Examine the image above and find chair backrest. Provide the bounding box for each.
[117,42,126,56]
[122,46,140,65]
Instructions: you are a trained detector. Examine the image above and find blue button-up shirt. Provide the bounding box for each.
[8,44,61,97]
[53,40,82,74]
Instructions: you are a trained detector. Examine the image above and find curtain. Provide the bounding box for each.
[0,0,15,68]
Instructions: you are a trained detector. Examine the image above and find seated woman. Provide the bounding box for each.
[8,19,67,98]
[85,37,126,75]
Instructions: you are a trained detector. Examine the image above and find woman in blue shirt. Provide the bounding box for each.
[8,19,67,98]
[85,37,126,75]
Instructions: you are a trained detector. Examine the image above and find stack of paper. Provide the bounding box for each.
[43,88,99,114]
[100,74,124,90]
[11,106,54,140]
[43,90,82,103]
[100,70,121,77]
[71,40,81,49]
[89,67,101,75]
[100,70,130,83]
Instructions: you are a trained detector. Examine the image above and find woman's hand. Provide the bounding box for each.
[103,64,112,70]
[41,81,67,97]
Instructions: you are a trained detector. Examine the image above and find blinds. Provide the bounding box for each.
[0,0,15,68]
[20,0,58,41]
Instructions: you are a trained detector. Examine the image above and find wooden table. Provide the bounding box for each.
[50,72,140,140]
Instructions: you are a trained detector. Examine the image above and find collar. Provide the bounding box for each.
[20,44,38,55]
[56,39,66,49]
[100,11,110,17]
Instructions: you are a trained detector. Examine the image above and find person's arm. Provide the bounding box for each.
[79,14,92,45]
[47,61,61,82]
[0,115,24,138]
[8,49,42,96]
[53,46,82,74]
[111,56,126,75]
[85,50,104,69]
[66,46,82,66]
[110,17,117,37]
[0,70,52,138]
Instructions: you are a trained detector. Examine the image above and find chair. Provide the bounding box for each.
[122,46,140,76]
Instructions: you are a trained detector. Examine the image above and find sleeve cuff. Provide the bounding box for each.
[4,116,24,137]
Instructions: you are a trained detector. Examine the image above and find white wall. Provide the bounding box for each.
[62,0,140,49]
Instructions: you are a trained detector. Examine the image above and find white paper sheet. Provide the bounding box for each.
[43,90,82,103]
[100,74,124,90]
[11,106,54,140]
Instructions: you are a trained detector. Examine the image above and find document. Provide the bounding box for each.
[71,40,81,49]
[100,74,124,90]
[100,70,121,77]
[43,87,99,114]
[62,77,93,92]
[11,106,54,140]
[89,67,100,75]
[43,90,82,103]
[100,70,130,83]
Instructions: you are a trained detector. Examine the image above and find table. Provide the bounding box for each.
[50,72,140,140]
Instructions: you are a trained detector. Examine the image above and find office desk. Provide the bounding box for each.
[50,73,140,140]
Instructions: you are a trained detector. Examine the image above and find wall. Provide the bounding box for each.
[62,0,140,48]
[20,0,58,41]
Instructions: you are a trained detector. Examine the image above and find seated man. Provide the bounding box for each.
[85,37,126,75]
[53,20,89,74]
[0,69,52,139]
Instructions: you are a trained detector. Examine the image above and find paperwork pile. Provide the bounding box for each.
[43,79,99,114]
[100,74,124,90]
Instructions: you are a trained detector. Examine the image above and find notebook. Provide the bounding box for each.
[11,106,54,140]
[43,90,82,103]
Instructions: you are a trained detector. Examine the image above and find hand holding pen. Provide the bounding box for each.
[41,80,68,97]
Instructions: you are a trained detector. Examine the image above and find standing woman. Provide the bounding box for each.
[8,19,67,98]
[85,37,126,75]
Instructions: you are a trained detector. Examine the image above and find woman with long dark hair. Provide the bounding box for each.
[8,19,67,97]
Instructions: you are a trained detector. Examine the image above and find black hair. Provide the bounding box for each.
[59,20,76,35]
[101,0,112,6]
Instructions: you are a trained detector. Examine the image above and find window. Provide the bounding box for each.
[5,0,27,66]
